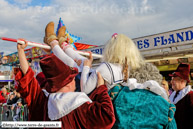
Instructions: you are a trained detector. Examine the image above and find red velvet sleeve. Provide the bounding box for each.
[0,95,7,103]
[189,91,193,112]
[86,85,115,129]
[15,67,43,109]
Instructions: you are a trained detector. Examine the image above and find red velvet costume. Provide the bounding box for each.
[174,91,193,129]
[0,91,9,104]
[15,66,115,129]
[169,63,193,129]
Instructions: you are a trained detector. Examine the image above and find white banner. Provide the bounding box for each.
[133,26,193,51]
[1,121,61,128]
[85,26,193,54]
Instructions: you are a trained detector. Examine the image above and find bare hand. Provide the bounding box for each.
[9,95,14,100]
[43,48,51,54]
[17,39,28,50]
[74,59,82,66]
[11,105,14,110]
[83,52,93,68]
[97,72,104,88]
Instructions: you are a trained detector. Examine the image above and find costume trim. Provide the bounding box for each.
[121,78,169,101]
[42,89,92,120]
[169,85,193,104]
[104,62,123,89]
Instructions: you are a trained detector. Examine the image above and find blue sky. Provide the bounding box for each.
[6,0,52,7]
[29,0,52,6]
[1,0,193,56]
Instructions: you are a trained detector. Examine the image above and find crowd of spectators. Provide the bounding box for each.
[0,86,26,121]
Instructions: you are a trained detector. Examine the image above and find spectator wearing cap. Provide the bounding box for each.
[15,23,115,129]
[169,63,193,129]
[13,98,23,121]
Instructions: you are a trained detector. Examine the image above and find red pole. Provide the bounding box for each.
[1,37,17,42]
[0,37,103,58]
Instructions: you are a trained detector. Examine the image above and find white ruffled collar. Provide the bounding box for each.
[121,78,169,101]
[42,89,92,120]
[169,85,193,104]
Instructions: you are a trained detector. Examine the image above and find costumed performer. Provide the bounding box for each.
[169,63,193,129]
[15,22,115,129]
[45,28,145,94]
[108,62,177,129]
